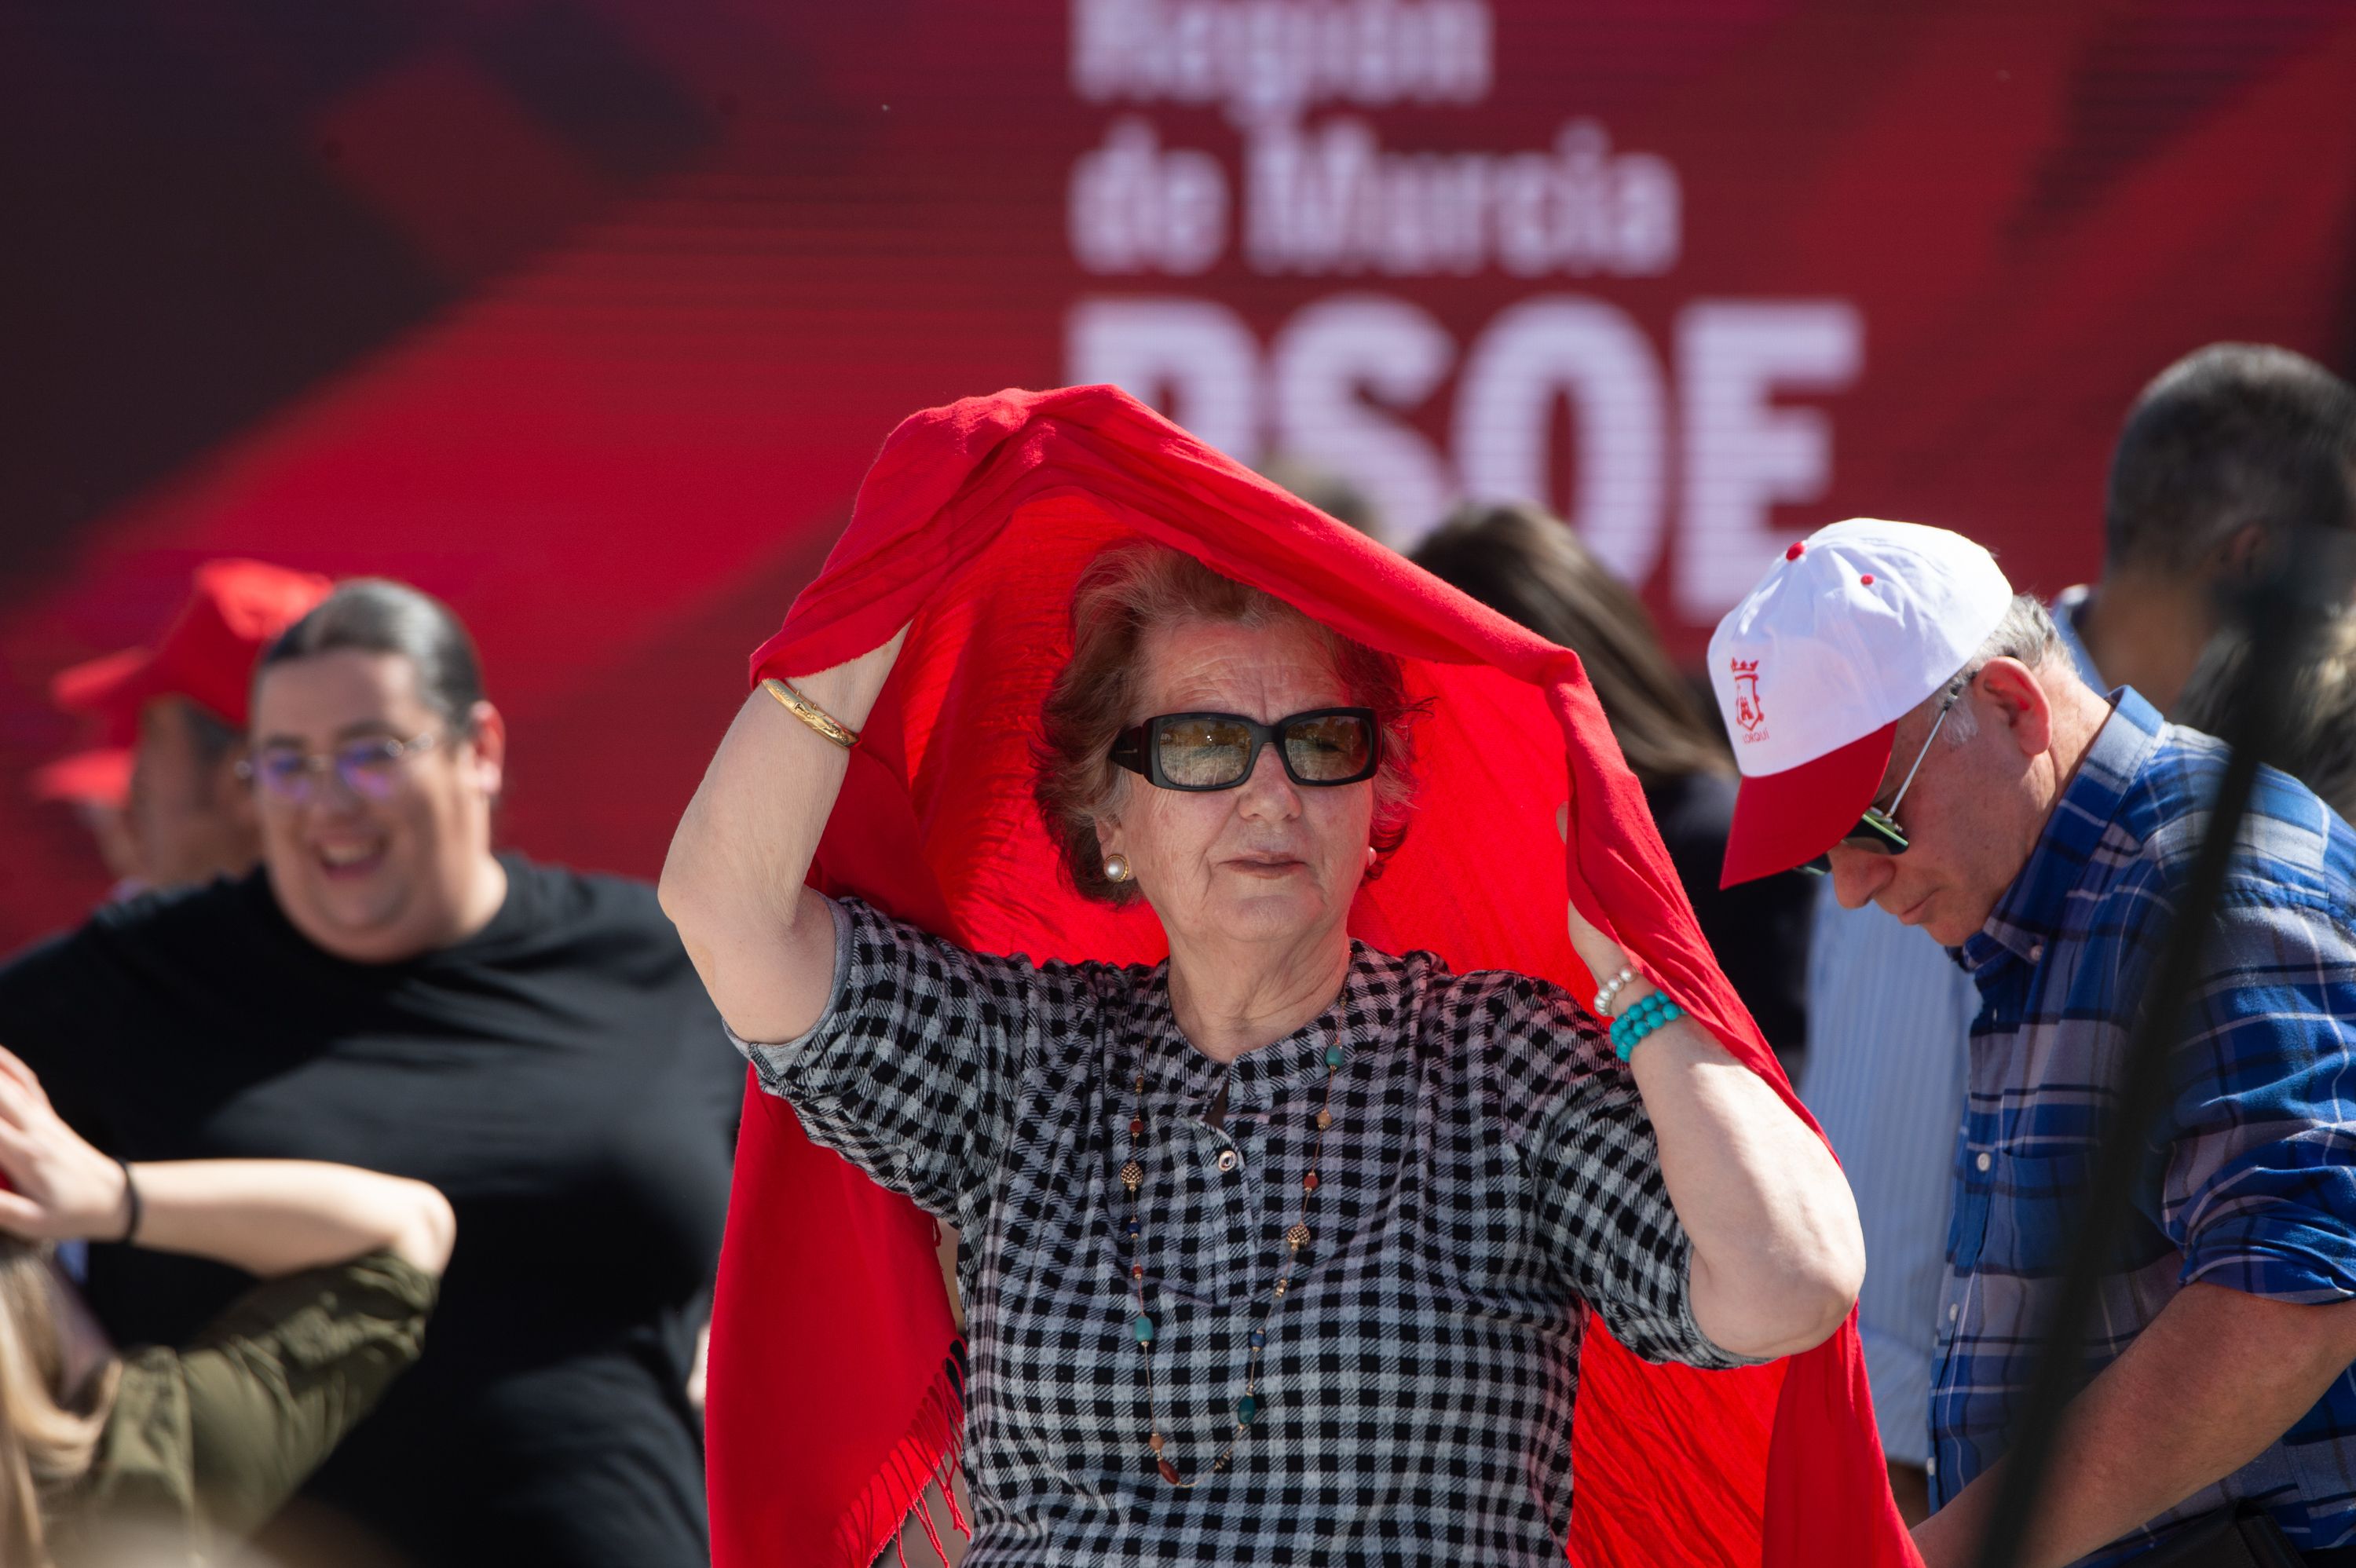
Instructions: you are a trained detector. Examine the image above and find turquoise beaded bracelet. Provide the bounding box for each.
[1609,990,1685,1062]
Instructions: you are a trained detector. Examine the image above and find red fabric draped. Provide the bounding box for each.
[706,384,1919,1568]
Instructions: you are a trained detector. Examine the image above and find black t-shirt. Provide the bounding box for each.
[1641,770,1815,1076]
[0,854,742,1568]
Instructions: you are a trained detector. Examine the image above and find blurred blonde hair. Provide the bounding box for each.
[2175,610,2356,821]
[0,1239,119,1566]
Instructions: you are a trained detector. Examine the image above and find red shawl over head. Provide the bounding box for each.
[708,385,1918,1568]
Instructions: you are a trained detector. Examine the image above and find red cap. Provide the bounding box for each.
[1718,720,1896,887]
[52,560,333,731]
[29,747,134,809]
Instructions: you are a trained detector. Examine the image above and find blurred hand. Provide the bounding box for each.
[0,1044,131,1241]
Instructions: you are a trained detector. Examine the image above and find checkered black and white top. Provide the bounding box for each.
[735,897,1750,1566]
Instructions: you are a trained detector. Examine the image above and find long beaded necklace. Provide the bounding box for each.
[1121,1037,1343,1487]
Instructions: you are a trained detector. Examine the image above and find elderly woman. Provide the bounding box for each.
[663,543,1862,1563]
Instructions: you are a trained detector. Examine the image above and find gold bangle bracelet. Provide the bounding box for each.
[760,677,858,750]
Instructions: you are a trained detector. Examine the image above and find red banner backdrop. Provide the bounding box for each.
[4,0,2354,954]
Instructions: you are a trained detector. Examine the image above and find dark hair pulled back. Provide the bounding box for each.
[256,579,486,734]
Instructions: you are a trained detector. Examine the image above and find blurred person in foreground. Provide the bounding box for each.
[1714,517,2356,1566]
[0,579,741,1568]
[47,559,331,894]
[1411,500,1814,1073]
[666,534,1862,1562]
[1797,342,2356,1526]
[0,1044,451,1566]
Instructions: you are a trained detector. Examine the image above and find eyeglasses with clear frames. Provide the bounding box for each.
[238,731,442,806]
[1798,674,1969,875]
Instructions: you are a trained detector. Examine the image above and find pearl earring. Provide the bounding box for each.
[1103,854,1132,883]
[1365,846,1378,867]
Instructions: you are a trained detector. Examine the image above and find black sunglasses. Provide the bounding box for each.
[1798,677,1966,875]
[1110,708,1381,791]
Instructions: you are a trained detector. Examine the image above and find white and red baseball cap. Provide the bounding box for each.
[1708,519,2014,886]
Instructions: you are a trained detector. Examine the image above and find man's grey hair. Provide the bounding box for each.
[1934,594,2062,745]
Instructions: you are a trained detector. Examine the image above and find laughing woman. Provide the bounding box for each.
[662,543,1862,1566]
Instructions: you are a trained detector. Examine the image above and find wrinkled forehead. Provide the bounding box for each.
[251,649,434,745]
[1133,614,1348,718]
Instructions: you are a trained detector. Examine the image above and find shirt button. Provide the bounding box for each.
[1926,1457,1937,1478]
[1948,1303,1959,1321]
[2029,941,2044,963]
[1216,1149,1240,1173]
[1976,1152,1992,1172]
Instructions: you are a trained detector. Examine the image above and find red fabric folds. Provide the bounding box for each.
[707,384,1919,1568]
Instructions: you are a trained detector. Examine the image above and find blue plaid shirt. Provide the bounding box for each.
[1930,689,2356,1561]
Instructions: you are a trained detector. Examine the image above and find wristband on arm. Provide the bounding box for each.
[113,1156,143,1244]
[1610,992,1686,1062]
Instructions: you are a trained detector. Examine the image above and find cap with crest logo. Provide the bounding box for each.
[1707,518,2014,886]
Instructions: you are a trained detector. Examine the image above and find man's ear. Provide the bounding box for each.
[213,741,258,830]
[465,701,507,800]
[1976,657,2054,758]
[2215,521,2269,580]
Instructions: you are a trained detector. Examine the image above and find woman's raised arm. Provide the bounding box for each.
[1558,813,1864,1361]
[1613,986,1864,1361]
[660,630,908,1043]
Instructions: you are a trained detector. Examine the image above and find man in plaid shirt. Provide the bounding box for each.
[1710,502,2356,1563]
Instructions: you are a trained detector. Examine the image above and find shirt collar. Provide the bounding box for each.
[1963,687,2162,970]
[1137,945,1369,1108]
[2049,585,2106,689]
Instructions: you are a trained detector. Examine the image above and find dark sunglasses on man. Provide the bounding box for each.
[1798,675,1968,875]
[1110,708,1381,791]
